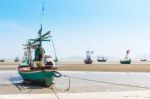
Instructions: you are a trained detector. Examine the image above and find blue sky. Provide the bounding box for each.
[0,0,150,59]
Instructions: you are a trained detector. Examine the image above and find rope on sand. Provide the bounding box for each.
[64,76,71,91]
[49,84,60,99]
[62,74,150,90]
[49,72,150,98]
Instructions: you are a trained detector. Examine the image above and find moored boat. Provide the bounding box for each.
[17,1,60,87]
[84,51,93,64]
[120,59,131,64]
[140,59,147,61]
[17,30,60,87]
[120,50,131,64]
[0,59,5,62]
[97,56,107,62]
[14,57,20,62]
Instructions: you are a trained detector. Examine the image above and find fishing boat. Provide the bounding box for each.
[17,1,61,87]
[97,56,107,62]
[0,59,5,62]
[84,51,93,64]
[140,58,147,61]
[120,59,131,64]
[14,57,20,62]
[120,50,131,64]
[17,29,61,87]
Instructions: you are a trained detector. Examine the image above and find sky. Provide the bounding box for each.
[1,0,150,59]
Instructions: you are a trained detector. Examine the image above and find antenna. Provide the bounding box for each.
[38,0,45,46]
[41,0,45,29]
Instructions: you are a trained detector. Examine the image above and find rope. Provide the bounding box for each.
[62,74,150,89]
[64,76,71,91]
[52,88,60,99]
[49,84,60,99]
[51,38,58,62]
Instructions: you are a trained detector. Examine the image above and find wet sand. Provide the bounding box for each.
[1,62,150,98]
[1,71,150,94]
[0,85,150,99]
[1,91,150,99]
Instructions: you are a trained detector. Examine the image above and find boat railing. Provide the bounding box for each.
[18,66,57,72]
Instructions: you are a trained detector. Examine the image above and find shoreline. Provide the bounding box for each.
[0,64,150,99]
[0,62,150,72]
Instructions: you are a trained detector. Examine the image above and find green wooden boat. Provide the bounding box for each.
[17,31,60,86]
[17,29,60,87]
[17,1,60,87]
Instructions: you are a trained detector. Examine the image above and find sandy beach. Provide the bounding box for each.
[1,61,150,72]
[1,91,150,99]
[1,61,150,98]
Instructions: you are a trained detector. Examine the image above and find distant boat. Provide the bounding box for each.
[97,56,107,62]
[120,59,131,64]
[14,57,20,62]
[84,51,93,64]
[120,50,131,64]
[140,58,147,61]
[0,59,5,62]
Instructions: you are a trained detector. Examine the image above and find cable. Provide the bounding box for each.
[62,74,150,89]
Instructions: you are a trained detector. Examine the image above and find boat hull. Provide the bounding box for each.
[97,60,107,62]
[140,59,147,61]
[18,70,54,87]
[84,60,93,64]
[17,66,60,87]
[120,59,131,64]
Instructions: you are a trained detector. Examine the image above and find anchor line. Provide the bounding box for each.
[64,75,71,91]
[62,74,150,90]
[49,85,60,99]
[52,88,60,99]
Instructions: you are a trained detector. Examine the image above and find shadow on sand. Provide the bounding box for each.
[13,82,49,93]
